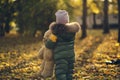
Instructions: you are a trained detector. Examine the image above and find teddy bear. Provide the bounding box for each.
[38,21,80,79]
[38,29,54,78]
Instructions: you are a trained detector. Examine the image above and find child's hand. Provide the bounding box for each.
[49,34,57,42]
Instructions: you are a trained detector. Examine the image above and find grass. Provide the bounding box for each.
[0,29,120,80]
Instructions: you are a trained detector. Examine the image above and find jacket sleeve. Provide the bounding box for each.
[45,39,56,49]
[45,34,57,49]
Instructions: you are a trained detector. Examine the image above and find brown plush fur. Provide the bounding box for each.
[49,22,80,33]
[38,22,80,78]
[38,30,54,78]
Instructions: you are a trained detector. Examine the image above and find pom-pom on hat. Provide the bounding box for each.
[55,10,69,24]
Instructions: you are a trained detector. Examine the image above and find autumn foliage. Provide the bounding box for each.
[0,30,120,80]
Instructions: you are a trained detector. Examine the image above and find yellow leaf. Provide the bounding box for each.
[0,54,5,58]
[49,34,57,42]
[115,43,120,47]
[90,3,100,14]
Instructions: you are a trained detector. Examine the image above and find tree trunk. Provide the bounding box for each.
[5,20,10,33]
[81,0,87,39]
[93,13,97,28]
[0,24,5,37]
[103,0,109,34]
[4,0,11,33]
[118,0,120,43]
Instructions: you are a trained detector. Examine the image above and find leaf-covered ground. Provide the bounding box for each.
[0,29,120,80]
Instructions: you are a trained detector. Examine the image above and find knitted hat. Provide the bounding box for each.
[55,10,69,24]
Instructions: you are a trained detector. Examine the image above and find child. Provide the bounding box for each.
[45,10,80,80]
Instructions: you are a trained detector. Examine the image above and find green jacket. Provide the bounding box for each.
[45,32,75,60]
[45,22,80,60]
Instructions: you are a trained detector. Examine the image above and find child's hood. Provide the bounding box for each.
[49,22,81,33]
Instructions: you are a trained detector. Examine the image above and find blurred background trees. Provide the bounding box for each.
[0,0,58,37]
[0,0,119,38]
[14,0,57,36]
[0,0,15,36]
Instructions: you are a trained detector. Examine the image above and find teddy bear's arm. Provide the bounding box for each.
[38,46,45,59]
[45,37,57,49]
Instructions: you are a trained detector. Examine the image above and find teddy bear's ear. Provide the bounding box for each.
[43,30,52,42]
[49,22,56,30]
[66,22,81,33]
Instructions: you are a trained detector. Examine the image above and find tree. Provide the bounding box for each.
[15,0,57,36]
[103,0,109,34]
[90,0,100,28]
[3,0,11,33]
[0,24,5,37]
[0,0,16,36]
[81,0,87,39]
[118,0,120,43]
